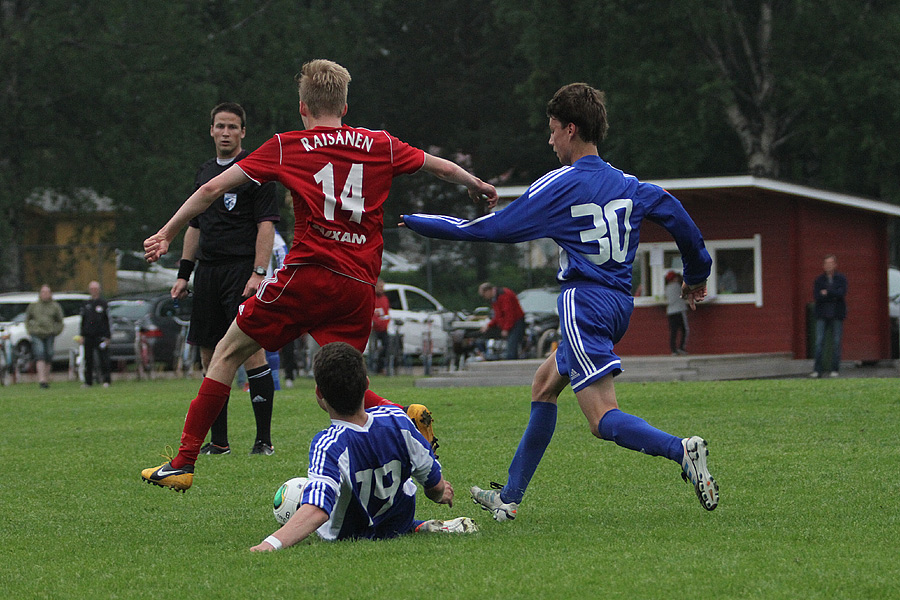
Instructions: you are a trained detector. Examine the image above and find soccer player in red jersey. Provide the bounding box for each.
[141,59,497,491]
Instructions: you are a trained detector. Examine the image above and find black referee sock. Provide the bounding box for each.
[209,398,230,447]
[247,365,275,446]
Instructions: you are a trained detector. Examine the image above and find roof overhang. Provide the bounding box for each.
[497,175,900,218]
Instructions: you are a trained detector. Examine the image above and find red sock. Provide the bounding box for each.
[364,389,401,409]
[171,378,231,469]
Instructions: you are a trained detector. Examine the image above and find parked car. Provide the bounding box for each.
[450,287,560,360]
[516,287,561,358]
[116,249,180,294]
[0,291,91,368]
[108,293,193,370]
[380,283,456,358]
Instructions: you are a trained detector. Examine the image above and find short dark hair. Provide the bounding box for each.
[210,102,246,128]
[313,342,367,416]
[546,83,608,146]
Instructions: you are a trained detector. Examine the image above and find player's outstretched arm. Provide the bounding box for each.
[250,503,329,552]
[421,153,498,209]
[144,165,251,263]
[424,477,454,507]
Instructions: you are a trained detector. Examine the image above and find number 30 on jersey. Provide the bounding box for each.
[571,198,633,265]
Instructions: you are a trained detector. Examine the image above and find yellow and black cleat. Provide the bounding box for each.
[405,404,440,458]
[141,461,194,492]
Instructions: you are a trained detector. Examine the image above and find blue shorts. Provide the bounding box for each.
[555,284,633,392]
[31,336,56,362]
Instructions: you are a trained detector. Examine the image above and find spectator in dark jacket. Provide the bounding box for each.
[479,282,526,360]
[810,254,847,378]
[80,280,111,387]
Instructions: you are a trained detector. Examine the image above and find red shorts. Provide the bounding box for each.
[235,265,375,353]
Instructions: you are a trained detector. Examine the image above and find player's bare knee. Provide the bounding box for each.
[531,384,558,404]
[244,348,268,370]
[531,363,567,403]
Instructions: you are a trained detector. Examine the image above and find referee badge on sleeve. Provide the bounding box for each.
[224,192,237,211]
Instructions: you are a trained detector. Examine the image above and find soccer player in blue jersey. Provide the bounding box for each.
[251,342,476,551]
[401,82,719,520]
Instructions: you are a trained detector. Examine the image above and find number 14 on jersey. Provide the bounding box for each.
[315,162,366,224]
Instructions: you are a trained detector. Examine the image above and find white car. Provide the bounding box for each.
[0,292,91,367]
[116,250,180,294]
[379,283,454,357]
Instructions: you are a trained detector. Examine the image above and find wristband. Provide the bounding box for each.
[177,259,195,281]
[263,535,283,550]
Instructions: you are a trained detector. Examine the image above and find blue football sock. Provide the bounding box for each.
[597,408,683,462]
[502,402,557,504]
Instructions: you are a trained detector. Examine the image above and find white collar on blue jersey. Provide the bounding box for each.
[330,413,373,431]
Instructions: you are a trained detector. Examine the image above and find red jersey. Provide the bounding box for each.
[237,125,426,285]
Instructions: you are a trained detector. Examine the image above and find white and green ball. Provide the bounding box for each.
[273,476,309,525]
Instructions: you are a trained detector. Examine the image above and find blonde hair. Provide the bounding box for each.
[296,59,351,118]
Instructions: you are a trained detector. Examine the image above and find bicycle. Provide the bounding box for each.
[172,315,194,378]
[0,325,13,386]
[135,322,155,380]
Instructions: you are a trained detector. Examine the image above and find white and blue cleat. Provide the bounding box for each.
[681,436,719,511]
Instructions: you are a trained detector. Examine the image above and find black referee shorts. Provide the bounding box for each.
[188,258,255,348]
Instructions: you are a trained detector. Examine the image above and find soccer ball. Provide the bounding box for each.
[273,476,308,525]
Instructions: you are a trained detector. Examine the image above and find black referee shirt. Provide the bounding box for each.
[189,149,280,264]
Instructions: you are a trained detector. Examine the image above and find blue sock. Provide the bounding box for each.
[502,402,557,504]
[597,408,683,462]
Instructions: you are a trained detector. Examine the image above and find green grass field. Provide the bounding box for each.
[1,375,898,599]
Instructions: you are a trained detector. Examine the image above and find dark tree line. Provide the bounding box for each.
[2,0,899,290]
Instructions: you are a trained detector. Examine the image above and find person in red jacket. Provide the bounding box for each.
[369,278,391,373]
[478,282,526,360]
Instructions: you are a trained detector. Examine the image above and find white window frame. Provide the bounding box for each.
[633,234,763,307]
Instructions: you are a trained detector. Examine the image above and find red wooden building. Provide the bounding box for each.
[615,176,899,360]
[495,176,900,361]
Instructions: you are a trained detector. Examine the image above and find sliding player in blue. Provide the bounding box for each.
[402,83,719,519]
[251,342,476,551]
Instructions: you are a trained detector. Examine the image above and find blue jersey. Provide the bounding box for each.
[403,155,711,293]
[302,405,442,541]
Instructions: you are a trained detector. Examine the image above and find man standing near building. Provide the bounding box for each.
[80,280,111,387]
[478,282,526,360]
[171,102,280,456]
[664,271,688,355]
[810,254,847,378]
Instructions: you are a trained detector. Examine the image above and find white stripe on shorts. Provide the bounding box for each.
[562,288,596,377]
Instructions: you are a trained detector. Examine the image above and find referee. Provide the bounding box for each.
[172,102,280,456]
